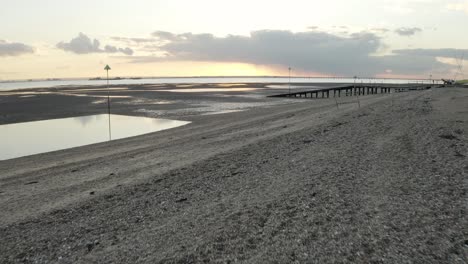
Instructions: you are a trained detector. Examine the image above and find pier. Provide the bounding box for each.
[268,84,440,99]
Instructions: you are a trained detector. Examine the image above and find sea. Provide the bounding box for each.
[0,77,439,91]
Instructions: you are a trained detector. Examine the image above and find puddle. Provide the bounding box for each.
[0,92,52,96]
[116,99,173,105]
[201,110,244,115]
[135,100,296,118]
[216,83,247,87]
[58,93,131,99]
[63,87,129,92]
[158,88,258,93]
[0,114,190,160]
[91,99,107,104]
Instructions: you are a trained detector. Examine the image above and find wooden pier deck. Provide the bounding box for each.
[268,84,441,99]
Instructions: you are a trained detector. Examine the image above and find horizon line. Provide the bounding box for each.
[0,75,441,83]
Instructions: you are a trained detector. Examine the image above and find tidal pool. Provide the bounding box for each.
[158,88,258,93]
[0,114,190,160]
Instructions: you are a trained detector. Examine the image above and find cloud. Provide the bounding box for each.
[128,29,452,76]
[104,45,133,55]
[370,28,390,34]
[447,1,468,13]
[393,48,468,59]
[57,33,133,55]
[120,48,133,55]
[0,40,34,56]
[151,31,182,41]
[110,36,158,44]
[394,27,422,36]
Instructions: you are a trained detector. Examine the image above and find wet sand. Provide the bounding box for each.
[0,82,334,124]
[0,84,467,263]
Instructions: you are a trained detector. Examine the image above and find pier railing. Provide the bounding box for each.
[268,84,441,99]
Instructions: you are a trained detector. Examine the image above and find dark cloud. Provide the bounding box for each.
[0,40,34,56]
[57,33,133,55]
[394,27,422,36]
[128,29,451,76]
[393,48,467,59]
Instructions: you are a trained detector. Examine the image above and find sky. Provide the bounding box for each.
[0,0,467,80]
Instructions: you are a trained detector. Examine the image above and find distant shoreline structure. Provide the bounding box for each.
[0,75,442,84]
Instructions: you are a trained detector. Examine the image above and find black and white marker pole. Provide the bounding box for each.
[105,65,112,140]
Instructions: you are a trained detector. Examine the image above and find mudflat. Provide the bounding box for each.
[0,85,467,263]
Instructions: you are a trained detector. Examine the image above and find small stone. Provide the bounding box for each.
[175,198,188,203]
[86,243,94,252]
[439,134,458,140]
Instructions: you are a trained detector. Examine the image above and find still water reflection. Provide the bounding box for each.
[0,114,190,160]
[158,88,257,93]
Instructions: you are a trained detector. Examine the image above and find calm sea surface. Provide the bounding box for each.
[0,77,438,91]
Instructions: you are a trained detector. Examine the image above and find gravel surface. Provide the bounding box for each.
[0,87,467,263]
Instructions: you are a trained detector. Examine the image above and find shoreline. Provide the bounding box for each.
[0,77,440,91]
[0,82,348,125]
[0,87,467,262]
